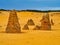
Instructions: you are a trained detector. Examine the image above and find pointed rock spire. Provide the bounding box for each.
[6,9,21,33]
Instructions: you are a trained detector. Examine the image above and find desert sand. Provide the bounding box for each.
[0,11,60,45]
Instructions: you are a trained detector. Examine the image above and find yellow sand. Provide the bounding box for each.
[0,11,60,45]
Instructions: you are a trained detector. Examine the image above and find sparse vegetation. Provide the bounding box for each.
[20,10,60,12]
[0,9,10,11]
[0,9,60,12]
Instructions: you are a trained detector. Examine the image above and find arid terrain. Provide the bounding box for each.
[0,10,60,45]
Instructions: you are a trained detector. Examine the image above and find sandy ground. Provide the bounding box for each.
[0,11,60,45]
[0,30,60,45]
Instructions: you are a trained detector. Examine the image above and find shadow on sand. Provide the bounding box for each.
[0,31,26,34]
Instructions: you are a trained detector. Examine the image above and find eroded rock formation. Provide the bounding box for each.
[40,13,51,30]
[27,19,35,25]
[22,24,29,30]
[6,10,21,33]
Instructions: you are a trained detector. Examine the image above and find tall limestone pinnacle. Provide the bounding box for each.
[40,13,51,30]
[6,10,21,33]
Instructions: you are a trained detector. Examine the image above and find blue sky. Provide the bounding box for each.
[0,0,60,10]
